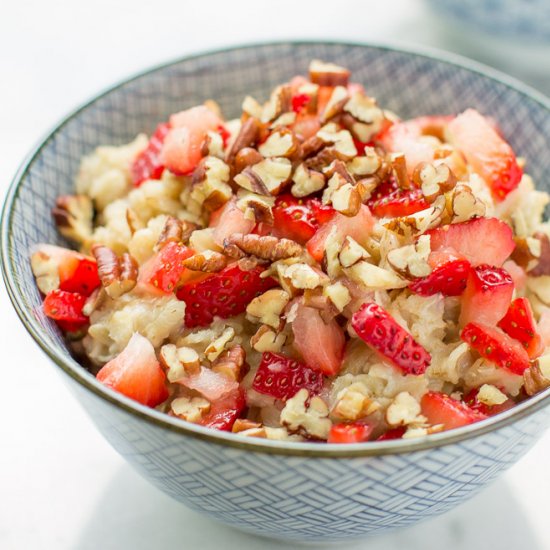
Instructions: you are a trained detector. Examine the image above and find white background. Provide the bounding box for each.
[1,1,550,549]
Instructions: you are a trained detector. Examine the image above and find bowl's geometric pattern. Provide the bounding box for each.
[427,0,550,43]
[4,42,550,541]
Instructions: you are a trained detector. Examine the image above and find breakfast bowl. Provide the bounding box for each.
[3,41,550,543]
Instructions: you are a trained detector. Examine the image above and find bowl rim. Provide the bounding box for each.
[3,39,550,458]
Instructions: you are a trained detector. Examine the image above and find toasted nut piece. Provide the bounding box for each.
[125,208,142,235]
[346,149,383,177]
[524,362,550,396]
[82,287,106,317]
[188,227,222,253]
[281,389,332,439]
[281,263,328,290]
[270,111,297,129]
[236,193,274,225]
[345,260,408,290]
[343,93,385,142]
[291,164,326,198]
[323,282,351,312]
[527,276,550,305]
[246,288,290,328]
[384,195,447,237]
[413,162,457,203]
[330,183,361,216]
[317,126,357,160]
[258,128,299,158]
[212,344,248,382]
[386,235,432,279]
[339,237,371,268]
[92,244,138,298]
[450,184,486,223]
[295,82,319,114]
[171,396,211,422]
[529,233,550,276]
[476,384,508,406]
[52,195,93,244]
[182,250,228,272]
[332,388,380,421]
[190,156,232,212]
[302,289,340,323]
[201,130,224,159]
[390,153,410,190]
[225,117,261,162]
[224,233,302,261]
[320,86,349,123]
[233,147,263,175]
[155,217,198,250]
[30,249,60,294]
[261,84,292,123]
[160,344,201,381]
[250,324,287,353]
[386,392,423,426]
[309,60,350,87]
[205,327,235,362]
[355,178,379,202]
[323,226,343,279]
[242,95,263,119]
[232,419,262,433]
[304,148,342,172]
[235,157,292,196]
[511,236,541,272]
[323,159,355,183]
[301,135,326,158]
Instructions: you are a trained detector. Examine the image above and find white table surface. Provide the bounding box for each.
[1,1,550,548]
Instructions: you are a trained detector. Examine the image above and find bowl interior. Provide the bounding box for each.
[3,41,550,452]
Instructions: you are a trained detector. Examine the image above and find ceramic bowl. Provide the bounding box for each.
[3,42,550,543]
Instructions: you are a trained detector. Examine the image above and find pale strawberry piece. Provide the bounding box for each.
[199,387,246,432]
[447,109,523,200]
[421,391,486,431]
[428,217,515,267]
[292,303,346,376]
[502,259,527,292]
[96,333,169,407]
[538,308,550,347]
[459,265,514,327]
[161,105,222,175]
[177,367,239,401]
[212,200,255,248]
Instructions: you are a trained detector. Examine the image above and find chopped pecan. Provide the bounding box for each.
[309,60,350,87]
[82,286,106,317]
[339,236,371,268]
[304,148,342,172]
[232,419,262,433]
[317,126,357,160]
[91,244,138,298]
[320,86,349,123]
[224,233,302,261]
[156,216,198,250]
[171,396,211,422]
[160,344,201,380]
[250,324,287,353]
[52,195,93,244]
[301,135,326,158]
[200,130,224,158]
[291,164,326,198]
[225,117,261,163]
[390,153,410,190]
[384,195,447,237]
[529,233,550,276]
[523,362,550,396]
[258,128,300,158]
[125,208,142,235]
[342,93,385,142]
[303,289,339,323]
[182,250,228,272]
[234,157,292,196]
[386,235,432,279]
[261,84,292,123]
[512,236,542,272]
[246,288,290,328]
[450,184,486,223]
[211,344,248,382]
[191,156,232,212]
[346,149,384,177]
[413,162,457,202]
[233,147,263,175]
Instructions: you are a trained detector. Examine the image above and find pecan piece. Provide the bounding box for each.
[159,344,201,380]
[233,147,263,175]
[234,157,292,196]
[224,233,302,261]
[52,194,93,244]
[529,233,550,276]
[156,217,198,250]
[250,324,287,353]
[225,117,261,163]
[320,86,349,123]
[309,60,350,87]
[182,250,228,272]
[91,244,138,299]
[512,236,542,272]
[390,153,410,190]
[211,344,248,382]
[291,164,326,198]
[523,362,550,396]
[413,162,457,202]
[258,128,300,158]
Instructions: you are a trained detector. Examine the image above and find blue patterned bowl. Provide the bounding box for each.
[426,0,550,43]
[3,42,550,543]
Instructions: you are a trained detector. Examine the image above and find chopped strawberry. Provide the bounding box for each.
[328,422,373,444]
[96,333,169,407]
[272,195,336,245]
[138,242,194,294]
[498,297,543,359]
[252,352,324,401]
[369,187,429,218]
[292,303,346,376]
[538,309,550,347]
[463,389,514,417]
[459,265,514,327]
[421,391,487,431]
[211,200,255,247]
[502,260,527,292]
[217,124,231,147]
[461,322,531,375]
[377,427,406,441]
[43,289,88,331]
[291,93,311,113]
[447,109,523,200]
[176,265,277,328]
[292,113,321,141]
[351,302,431,375]
[178,367,239,401]
[409,255,470,297]
[200,387,246,431]
[428,217,515,267]
[161,105,222,175]
[306,205,374,262]
[130,122,170,186]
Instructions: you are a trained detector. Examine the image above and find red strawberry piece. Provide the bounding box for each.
[447,109,523,200]
[410,257,471,297]
[138,242,194,294]
[217,124,231,147]
[369,187,429,218]
[130,122,171,186]
[291,93,311,113]
[252,352,324,401]
[459,265,514,327]
[273,195,319,244]
[461,322,531,375]
[498,297,543,359]
[463,389,514,417]
[328,422,374,444]
[58,256,101,297]
[43,289,88,331]
[351,302,431,375]
[376,427,406,441]
[307,197,337,225]
[176,265,278,328]
[96,333,169,407]
[200,387,246,431]
[421,391,487,431]
[428,217,515,267]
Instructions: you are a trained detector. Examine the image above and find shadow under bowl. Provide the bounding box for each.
[3,41,550,542]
